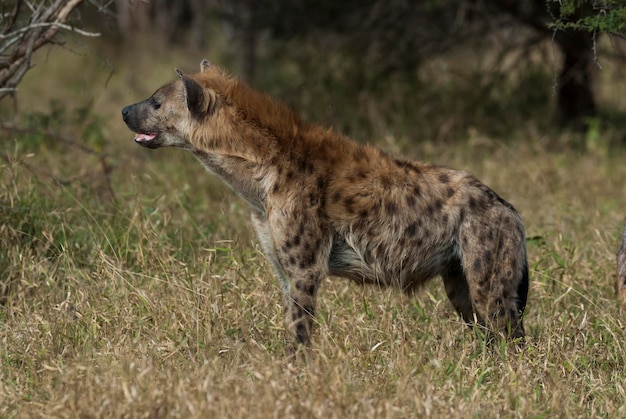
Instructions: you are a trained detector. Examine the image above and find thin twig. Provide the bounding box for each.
[0,21,100,39]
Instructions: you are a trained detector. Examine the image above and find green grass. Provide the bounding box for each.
[2,40,626,417]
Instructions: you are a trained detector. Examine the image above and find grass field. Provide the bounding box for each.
[2,42,626,418]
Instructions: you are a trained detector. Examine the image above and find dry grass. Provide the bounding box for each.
[2,40,626,418]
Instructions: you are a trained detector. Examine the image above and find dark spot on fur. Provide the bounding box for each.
[356,171,367,179]
[303,305,315,317]
[469,196,478,209]
[289,255,296,265]
[344,197,355,214]
[442,214,449,224]
[331,191,341,203]
[293,235,301,247]
[406,194,416,208]
[386,201,397,215]
[284,239,292,249]
[473,258,482,273]
[410,164,422,175]
[405,222,418,237]
[359,209,368,218]
[316,176,326,189]
[439,173,450,184]
[272,183,280,194]
[305,284,316,296]
[295,323,308,343]
[446,187,455,198]
[286,171,294,180]
[483,251,493,269]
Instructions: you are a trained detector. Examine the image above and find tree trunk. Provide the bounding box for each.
[617,217,626,300]
[554,29,597,130]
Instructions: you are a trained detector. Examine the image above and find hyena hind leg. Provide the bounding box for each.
[464,260,527,343]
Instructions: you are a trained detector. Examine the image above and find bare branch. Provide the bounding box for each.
[0,0,103,102]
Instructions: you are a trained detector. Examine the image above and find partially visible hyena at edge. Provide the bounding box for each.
[122,59,529,350]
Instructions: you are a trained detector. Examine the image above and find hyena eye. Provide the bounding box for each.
[150,98,161,110]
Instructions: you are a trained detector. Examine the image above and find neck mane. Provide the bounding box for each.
[217,76,302,143]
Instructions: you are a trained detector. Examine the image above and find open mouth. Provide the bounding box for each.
[134,132,158,144]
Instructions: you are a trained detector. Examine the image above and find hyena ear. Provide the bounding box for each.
[200,59,211,72]
[176,69,214,118]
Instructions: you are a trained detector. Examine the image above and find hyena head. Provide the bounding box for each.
[121,59,223,150]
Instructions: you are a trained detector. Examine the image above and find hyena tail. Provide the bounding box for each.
[517,257,529,317]
[510,255,529,340]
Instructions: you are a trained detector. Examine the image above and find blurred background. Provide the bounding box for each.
[2,0,626,150]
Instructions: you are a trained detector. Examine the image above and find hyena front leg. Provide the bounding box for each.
[251,212,290,295]
[282,271,321,346]
[262,210,331,347]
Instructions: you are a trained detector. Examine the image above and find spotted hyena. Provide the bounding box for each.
[122,60,529,349]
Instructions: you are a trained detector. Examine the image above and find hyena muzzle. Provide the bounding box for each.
[122,59,529,350]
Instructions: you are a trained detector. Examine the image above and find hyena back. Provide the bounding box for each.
[122,60,529,348]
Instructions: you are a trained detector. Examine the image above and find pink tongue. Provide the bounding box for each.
[135,133,156,141]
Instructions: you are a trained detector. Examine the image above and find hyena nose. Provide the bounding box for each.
[121,106,131,121]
